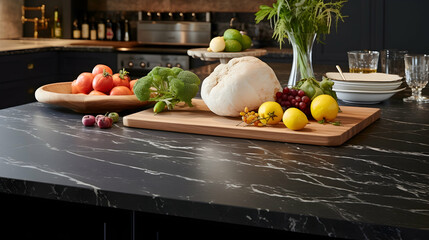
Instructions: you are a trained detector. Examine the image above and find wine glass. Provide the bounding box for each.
[403,54,429,102]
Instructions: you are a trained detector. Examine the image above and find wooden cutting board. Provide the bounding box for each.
[123,99,380,146]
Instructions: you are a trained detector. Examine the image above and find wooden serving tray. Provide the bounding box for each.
[123,99,380,146]
[187,48,267,64]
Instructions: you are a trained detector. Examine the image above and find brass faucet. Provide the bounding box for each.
[229,17,237,28]
[21,4,49,38]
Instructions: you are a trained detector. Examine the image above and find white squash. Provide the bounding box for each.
[201,56,282,117]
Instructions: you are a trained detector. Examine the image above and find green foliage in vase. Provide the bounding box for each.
[255,0,347,48]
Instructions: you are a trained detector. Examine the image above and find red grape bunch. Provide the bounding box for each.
[275,87,311,116]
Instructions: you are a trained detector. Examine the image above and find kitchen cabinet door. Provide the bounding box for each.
[0,51,58,81]
[311,0,429,66]
[312,0,374,66]
[383,0,429,53]
[0,76,55,109]
[0,192,133,240]
[0,51,58,109]
[133,210,328,239]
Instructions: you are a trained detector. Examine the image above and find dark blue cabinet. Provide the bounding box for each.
[0,50,117,110]
[0,192,331,240]
[0,192,132,240]
[383,0,429,54]
[312,0,429,66]
[0,52,57,109]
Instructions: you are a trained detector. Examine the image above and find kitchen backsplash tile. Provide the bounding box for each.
[87,10,281,48]
[87,0,274,13]
[0,0,23,39]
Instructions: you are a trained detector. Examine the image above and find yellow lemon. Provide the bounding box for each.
[310,94,339,121]
[282,108,308,130]
[209,36,225,52]
[258,101,283,125]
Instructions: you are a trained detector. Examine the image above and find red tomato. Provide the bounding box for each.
[88,90,107,95]
[71,79,79,94]
[110,86,133,95]
[92,64,113,76]
[92,72,114,94]
[129,79,137,93]
[112,73,130,88]
[75,72,94,94]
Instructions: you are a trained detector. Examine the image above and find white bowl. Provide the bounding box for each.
[326,72,402,82]
[332,79,403,91]
[334,87,406,104]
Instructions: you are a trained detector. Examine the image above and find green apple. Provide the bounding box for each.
[107,112,119,123]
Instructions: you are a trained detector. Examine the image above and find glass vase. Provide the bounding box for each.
[287,32,317,87]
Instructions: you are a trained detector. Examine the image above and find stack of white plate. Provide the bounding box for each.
[325,72,406,104]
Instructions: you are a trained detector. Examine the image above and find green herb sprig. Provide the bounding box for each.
[318,119,341,126]
[255,0,347,48]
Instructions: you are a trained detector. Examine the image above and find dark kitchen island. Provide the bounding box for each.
[0,63,428,239]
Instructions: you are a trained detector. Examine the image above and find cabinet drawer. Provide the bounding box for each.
[0,52,58,83]
[0,75,55,109]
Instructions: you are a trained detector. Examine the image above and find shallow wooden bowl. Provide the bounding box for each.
[187,48,267,64]
[35,82,150,113]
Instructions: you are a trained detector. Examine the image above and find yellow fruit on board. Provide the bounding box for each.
[223,28,243,43]
[209,36,225,52]
[224,39,242,52]
[241,34,252,50]
[258,101,284,125]
[282,108,308,130]
[310,94,339,121]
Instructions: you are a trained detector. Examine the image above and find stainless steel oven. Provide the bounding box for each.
[117,53,190,78]
[117,14,211,79]
[137,21,211,46]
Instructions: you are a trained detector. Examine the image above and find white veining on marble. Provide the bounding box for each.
[225,183,242,189]
[383,117,429,127]
[65,150,206,183]
[288,217,298,232]
[371,135,429,147]
[1,156,100,190]
[347,144,429,157]
[314,215,336,237]
[51,129,92,140]
[77,145,195,160]
[5,126,44,141]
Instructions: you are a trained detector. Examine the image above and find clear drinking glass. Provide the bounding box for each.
[347,50,380,73]
[403,54,429,102]
[380,49,408,76]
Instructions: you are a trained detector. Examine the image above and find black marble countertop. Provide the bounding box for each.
[0,63,428,239]
[0,39,292,57]
[0,39,116,56]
